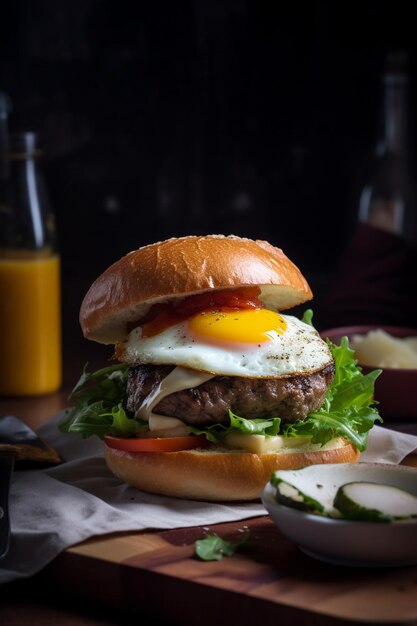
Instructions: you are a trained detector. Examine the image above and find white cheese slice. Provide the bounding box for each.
[135,366,214,432]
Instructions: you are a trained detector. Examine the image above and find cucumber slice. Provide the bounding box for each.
[334,481,417,522]
[274,479,325,514]
[271,468,340,516]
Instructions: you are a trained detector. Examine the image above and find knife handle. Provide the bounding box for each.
[0,452,14,559]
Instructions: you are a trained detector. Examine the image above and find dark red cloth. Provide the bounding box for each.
[320,224,417,328]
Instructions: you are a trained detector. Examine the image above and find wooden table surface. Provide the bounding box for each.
[1,318,417,626]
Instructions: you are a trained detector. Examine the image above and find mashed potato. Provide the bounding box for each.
[351,330,417,369]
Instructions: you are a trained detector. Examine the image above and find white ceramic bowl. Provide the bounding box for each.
[262,462,417,567]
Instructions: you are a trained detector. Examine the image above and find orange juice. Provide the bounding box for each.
[0,254,61,395]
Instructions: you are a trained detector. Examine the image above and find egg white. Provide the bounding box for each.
[118,313,333,378]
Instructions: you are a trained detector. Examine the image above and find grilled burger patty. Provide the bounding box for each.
[126,364,335,426]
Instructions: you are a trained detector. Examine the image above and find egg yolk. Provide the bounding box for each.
[188,308,287,344]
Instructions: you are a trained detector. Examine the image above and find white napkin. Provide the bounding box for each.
[360,426,417,463]
[1,417,416,585]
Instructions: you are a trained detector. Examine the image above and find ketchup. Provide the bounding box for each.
[128,286,263,338]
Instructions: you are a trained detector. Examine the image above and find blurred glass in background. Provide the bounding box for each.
[358,51,416,243]
[320,51,417,329]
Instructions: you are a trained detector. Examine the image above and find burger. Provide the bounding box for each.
[61,235,381,501]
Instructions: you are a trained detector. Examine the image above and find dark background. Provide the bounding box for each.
[1,0,417,318]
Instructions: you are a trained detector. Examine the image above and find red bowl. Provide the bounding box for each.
[320,325,417,420]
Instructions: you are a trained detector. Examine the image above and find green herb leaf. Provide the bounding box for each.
[228,411,281,436]
[59,402,114,439]
[195,531,249,561]
[191,411,281,443]
[60,363,146,439]
[100,404,149,436]
[301,308,314,326]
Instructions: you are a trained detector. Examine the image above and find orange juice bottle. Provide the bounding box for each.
[0,131,62,395]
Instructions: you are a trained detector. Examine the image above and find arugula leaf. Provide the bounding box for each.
[301,308,314,326]
[191,411,281,443]
[284,407,378,451]
[107,404,147,435]
[60,402,114,439]
[69,363,129,404]
[195,531,249,561]
[60,364,147,439]
[229,412,281,436]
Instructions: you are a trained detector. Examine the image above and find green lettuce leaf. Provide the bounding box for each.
[60,364,147,438]
[192,412,281,443]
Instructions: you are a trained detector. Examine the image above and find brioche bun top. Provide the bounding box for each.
[80,235,313,344]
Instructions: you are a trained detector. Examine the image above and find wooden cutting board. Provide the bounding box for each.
[44,515,417,626]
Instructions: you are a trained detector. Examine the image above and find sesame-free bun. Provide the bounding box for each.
[103,437,359,502]
[80,235,313,344]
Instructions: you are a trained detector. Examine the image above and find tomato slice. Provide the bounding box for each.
[104,433,209,452]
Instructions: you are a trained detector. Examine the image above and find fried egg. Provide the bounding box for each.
[118,308,333,378]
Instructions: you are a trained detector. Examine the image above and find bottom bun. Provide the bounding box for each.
[103,437,360,501]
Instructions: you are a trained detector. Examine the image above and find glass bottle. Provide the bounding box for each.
[0,130,62,395]
[357,51,417,243]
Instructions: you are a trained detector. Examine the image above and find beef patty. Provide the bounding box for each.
[126,363,335,426]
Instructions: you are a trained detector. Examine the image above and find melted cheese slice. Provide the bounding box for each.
[135,366,214,432]
[224,432,311,454]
